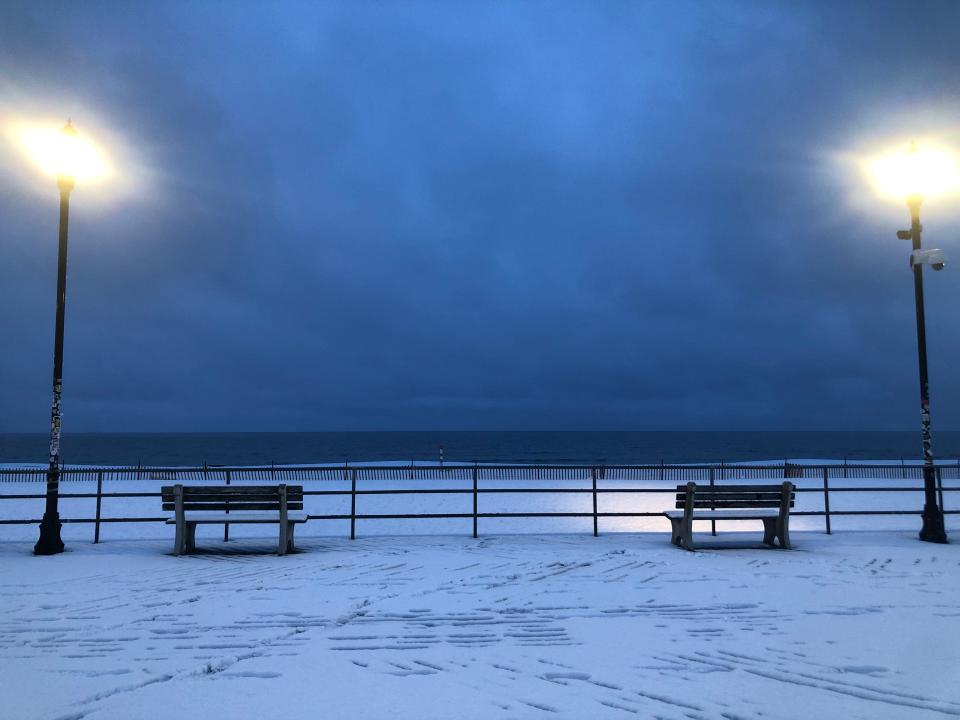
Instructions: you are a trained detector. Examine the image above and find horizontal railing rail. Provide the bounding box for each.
[2,461,960,482]
[0,463,955,543]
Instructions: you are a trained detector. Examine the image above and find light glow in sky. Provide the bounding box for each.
[10,121,112,183]
[866,142,960,202]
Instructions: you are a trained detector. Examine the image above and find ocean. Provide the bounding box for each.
[2,431,959,466]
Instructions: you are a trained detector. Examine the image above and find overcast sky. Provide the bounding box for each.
[2,0,960,432]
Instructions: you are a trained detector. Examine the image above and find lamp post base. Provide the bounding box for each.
[34,513,64,555]
[919,505,948,544]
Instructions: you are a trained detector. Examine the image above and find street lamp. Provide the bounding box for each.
[870,142,960,544]
[16,120,108,555]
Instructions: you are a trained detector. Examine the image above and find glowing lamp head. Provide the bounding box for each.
[17,120,110,188]
[868,142,960,205]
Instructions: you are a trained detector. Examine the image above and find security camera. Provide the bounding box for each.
[910,249,946,271]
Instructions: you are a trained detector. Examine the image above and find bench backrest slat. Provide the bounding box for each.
[161,502,304,512]
[683,500,784,509]
[674,492,782,502]
[161,485,304,496]
[162,485,303,501]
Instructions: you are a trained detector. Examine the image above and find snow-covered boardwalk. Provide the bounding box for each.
[2,531,959,719]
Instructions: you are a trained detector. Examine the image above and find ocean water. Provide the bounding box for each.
[2,431,959,466]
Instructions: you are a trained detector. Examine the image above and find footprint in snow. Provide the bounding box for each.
[220,671,281,679]
[837,665,889,675]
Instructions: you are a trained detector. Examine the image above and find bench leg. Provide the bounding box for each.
[677,518,693,550]
[668,517,693,549]
[186,522,197,553]
[668,517,682,546]
[174,518,184,556]
[762,518,777,546]
[279,521,289,557]
[681,518,694,551]
[287,522,297,553]
[778,516,792,550]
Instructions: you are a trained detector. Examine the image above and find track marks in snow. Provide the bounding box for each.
[330,605,579,652]
[519,698,559,713]
[656,647,960,717]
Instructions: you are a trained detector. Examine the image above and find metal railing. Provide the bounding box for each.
[0,463,956,543]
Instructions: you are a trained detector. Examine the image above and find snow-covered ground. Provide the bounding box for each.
[2,532,960,719]
[2,466,959,719]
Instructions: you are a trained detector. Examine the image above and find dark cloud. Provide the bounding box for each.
[2,0,960,432]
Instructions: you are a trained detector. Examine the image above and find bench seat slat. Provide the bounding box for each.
[165,512,308,524]
[161,495,303,506]
[162,502,304,512]
[160,485,303,495]
[162,496,304,504]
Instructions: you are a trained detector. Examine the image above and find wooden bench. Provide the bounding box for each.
[664,482,795,550]
[161,484,307,556]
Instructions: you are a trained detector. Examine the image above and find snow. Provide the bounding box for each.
[1,465,959,718]
[2,533,960,719]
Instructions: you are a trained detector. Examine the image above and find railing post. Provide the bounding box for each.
[94,470,103,543]
[936,466,945,514]
[823,466,832,535]
[472,462,479,539]
[350,468,357,540]
[591,466,599,537]
[223,469,231,542]
[709,466,716,536]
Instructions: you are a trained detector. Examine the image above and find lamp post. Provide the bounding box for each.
[872,142,957,544]
[13,119,108,554]
[901,193,947,544]
[34,120,82,555]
